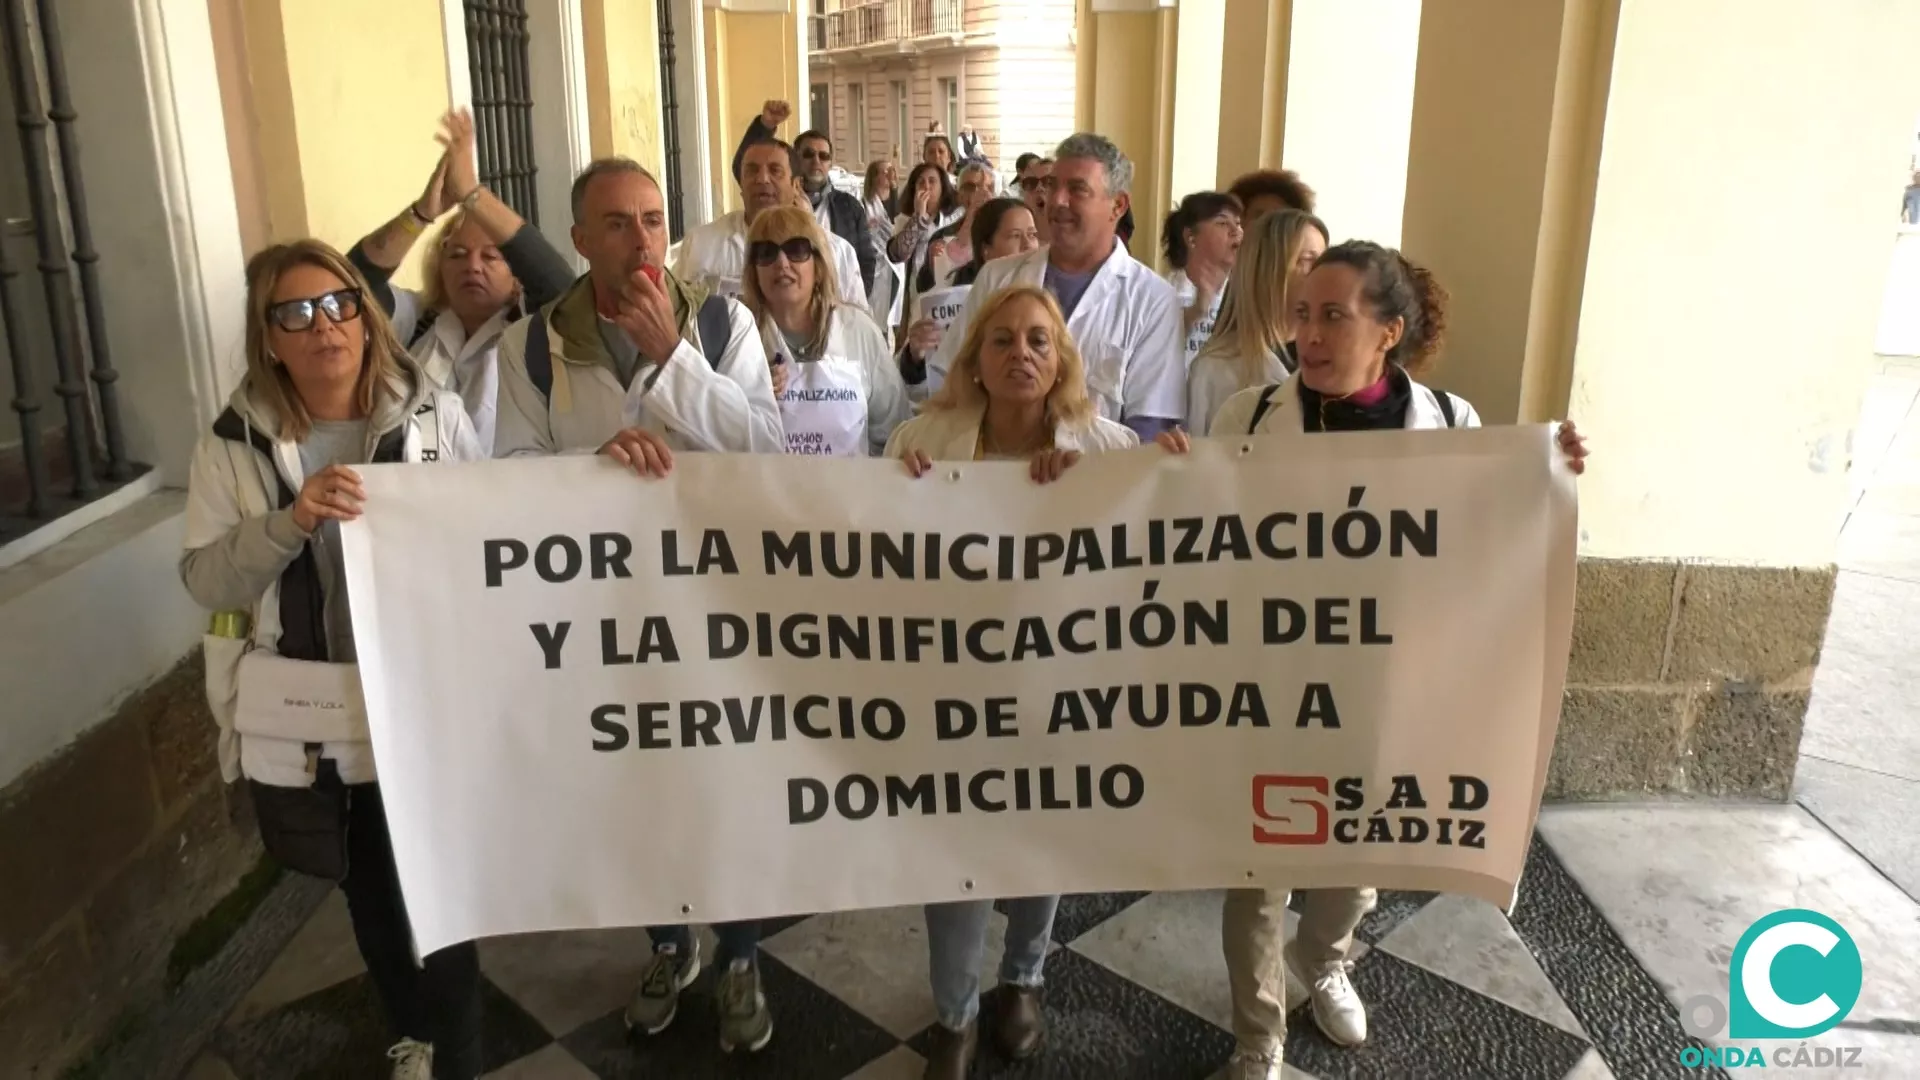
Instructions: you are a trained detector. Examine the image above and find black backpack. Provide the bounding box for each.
[1246,381,1455,433]
[524,294,734,399]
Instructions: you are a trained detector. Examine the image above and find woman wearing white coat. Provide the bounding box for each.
[743,206,911,455]
[181,240,485,1080]
[1186,208,1327,434]
[885,284,1136,1080]
[1158,241,1587,1080]
[1162,190,1243,369]
[349,110,575,454]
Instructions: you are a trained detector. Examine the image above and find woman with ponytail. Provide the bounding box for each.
[1156,241,1587,1080]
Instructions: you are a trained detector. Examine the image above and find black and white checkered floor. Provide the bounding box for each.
[190,836,1705,1080]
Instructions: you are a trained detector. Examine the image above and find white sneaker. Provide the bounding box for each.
[1284,944,1368,1046]
[387,1038,434,1080]
[1223,1047,1282,1080]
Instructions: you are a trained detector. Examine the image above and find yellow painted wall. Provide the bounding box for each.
[1280,0,1419,247]
[1086,11,1162,260]
[1215,0,1289,185]
[704,6,803,215]
[235,0,450,286]
[1570,0,1920,564]
[705,7,730,213]
[583,0,667,177]
[279,0,450,281]
[1168,0,1225,208]
[1400,0,1573,425]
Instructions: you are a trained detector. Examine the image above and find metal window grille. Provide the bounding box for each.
[464,0,538,225]
[656,0,686,239]
[0,0,144,544]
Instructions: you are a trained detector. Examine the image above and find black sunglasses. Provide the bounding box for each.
[800,148,832,161]
[268,288,363,333]
[749,239,817,266]
[1017,176,1044,192]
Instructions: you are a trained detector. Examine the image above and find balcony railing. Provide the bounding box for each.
[809,0,964,53]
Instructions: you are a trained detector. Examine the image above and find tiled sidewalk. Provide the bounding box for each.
[185,832,1712,1080]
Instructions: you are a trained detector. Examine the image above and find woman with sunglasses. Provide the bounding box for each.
[181,240,485,1080]
[348,109,573,454]
[744,207,910,456]
[884,285,1136,1079]
[1155,242,1586,1080]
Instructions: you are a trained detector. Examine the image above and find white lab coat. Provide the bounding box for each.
[673,210,870,315]
[1168,268,1226,372]
[761,305,913,457]
[1186,338,1293,435]
[928,243,1185,426]
[1210,370,1481,438]
[390,290,516,454]
[882,401,1140,461]
[492,278,784,456]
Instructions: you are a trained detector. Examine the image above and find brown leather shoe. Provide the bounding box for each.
[992,984,1046,1060]
[923,1020,976,1080]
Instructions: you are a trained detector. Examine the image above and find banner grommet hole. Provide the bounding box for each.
[962,878,975,891]
[1238,443,1253,456]
[680,903,693,915]
[947,469,962,482]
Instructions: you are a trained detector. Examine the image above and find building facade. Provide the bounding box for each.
[805,0,1076,174]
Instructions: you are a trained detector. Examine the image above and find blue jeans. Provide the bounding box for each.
[648,921,761,966]
[924,895,1059,1030]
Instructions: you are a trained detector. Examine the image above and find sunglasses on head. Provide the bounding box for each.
[750,239,817,266]
[267,288,363,333]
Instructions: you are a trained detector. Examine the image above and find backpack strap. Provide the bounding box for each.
[697,294,731,370]
[1434,388,1456,428]
[405,309,438,351]
[1247,383,1283,435]
[526,307,553,399]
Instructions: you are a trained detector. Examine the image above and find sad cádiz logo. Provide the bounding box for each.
[1249,774,1490,849]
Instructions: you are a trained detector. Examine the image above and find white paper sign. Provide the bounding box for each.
[341,429,1577,954]
[915,285,971,331]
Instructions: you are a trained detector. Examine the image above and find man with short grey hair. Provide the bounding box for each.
[493,155,781,459]
[491,156,782,1054]
[924,132,1184,438]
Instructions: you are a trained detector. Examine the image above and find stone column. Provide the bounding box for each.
[1076,0,1228,266]
[1402,0,1920,798]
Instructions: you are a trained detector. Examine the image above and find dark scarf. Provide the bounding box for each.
[1298,366,1412,433]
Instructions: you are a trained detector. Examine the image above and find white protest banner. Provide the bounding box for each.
[915,284,970,331]
[341,429,1576,955]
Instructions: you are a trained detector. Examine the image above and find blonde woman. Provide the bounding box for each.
[181,240,484,1080]
[349,109,574,453]
[1185,209,1328,434]
[884,285,1135,1080]
[743,207,910,455]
